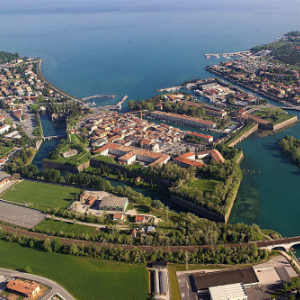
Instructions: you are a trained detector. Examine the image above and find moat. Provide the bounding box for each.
[34,108,300,238]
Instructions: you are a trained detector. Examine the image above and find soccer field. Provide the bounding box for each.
[1,181,81,209]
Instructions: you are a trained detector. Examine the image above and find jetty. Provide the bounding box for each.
[157,86,182,92]
[204,50,251,60]
[97,94,129,111]
[82,94,117,101]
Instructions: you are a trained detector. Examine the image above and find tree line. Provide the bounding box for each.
[0,227,268,265]
[279,135,300,165]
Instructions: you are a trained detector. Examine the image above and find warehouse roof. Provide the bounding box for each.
[209,283,247,300]
[194,267,259,291]
[99,196,128,208]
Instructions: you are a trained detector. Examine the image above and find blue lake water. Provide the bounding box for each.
[3,0,300,237]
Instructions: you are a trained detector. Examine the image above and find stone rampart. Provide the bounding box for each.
[42,160,90,173]
[272,116,298,132]
[235,150,244,165]
[228,124,258,147]
[170,195,225,222]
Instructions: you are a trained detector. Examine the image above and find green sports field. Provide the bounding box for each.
[0,240,149,300]
[1,181,80,209]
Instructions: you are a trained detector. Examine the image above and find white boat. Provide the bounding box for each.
[194,89,203,96]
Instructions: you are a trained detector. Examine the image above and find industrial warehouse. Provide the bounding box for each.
[177,256,298,300]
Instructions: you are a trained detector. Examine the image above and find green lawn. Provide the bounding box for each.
[34,219,97,237]
[254,108,296,125]
[1,181,80,209]
[0,145,13,157]
[44,150,91,166]
[0,240,149,300]
[94,155,118,164]
[188,178,221,193]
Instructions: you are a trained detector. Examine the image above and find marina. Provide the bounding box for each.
[82,94,117,101]
[157,86,182,92]
[204,50,251,60]
[96,94,129,111]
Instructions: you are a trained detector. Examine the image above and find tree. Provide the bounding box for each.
[69,243,79,255]
[52,238,62,252]
[81,127,88,135]
[128,99,135,110]
[186,147,190,153]
[43,238,52,252]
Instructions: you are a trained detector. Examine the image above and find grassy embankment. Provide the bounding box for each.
[254,107,296,125]
[225,123,257,146]
[1,181,80,210]
[34,219,97,237]
[0,239,149,300]
[92,155,143,171]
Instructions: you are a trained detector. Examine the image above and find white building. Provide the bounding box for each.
[0,124,10,135]
[209,283,247,300]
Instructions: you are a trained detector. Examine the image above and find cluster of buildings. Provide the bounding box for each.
[80,111,215,156]
[93,142,170,168]
[210,54,300,104]
[81,112,188,151]
[173,149,225,168]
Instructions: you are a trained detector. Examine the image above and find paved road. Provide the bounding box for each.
[0,267,75,300]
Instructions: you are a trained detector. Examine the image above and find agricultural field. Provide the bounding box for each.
[1,181,80,209]
[0,240,149,300]
[34,219,97,237]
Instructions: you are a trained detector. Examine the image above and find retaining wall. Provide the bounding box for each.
[235,150,244,165]
[42,160,90,173]
[272,116,298,132]
[228,124,258,147]
[170,195,225,222]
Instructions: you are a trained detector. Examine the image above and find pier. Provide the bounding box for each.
[97,94,129,111]
[82,94,117,101]
[204,50,251,60]
[157,86,182,92]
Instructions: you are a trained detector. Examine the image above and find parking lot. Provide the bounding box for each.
[0,200,45,229]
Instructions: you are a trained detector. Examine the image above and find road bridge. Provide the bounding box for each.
[42,135,65,141]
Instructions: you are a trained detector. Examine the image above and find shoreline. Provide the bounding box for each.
[37,59,79,101]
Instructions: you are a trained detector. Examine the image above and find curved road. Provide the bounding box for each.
[0,267,75,300]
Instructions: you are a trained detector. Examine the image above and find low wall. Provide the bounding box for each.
[228,124,258,147]
[42,160,90,173]
[170,195,225,222]
[272,116,298,132]
[235,150,244,165]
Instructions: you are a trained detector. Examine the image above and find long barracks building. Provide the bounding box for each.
[93,143,170,167]
[150,111,217,129]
